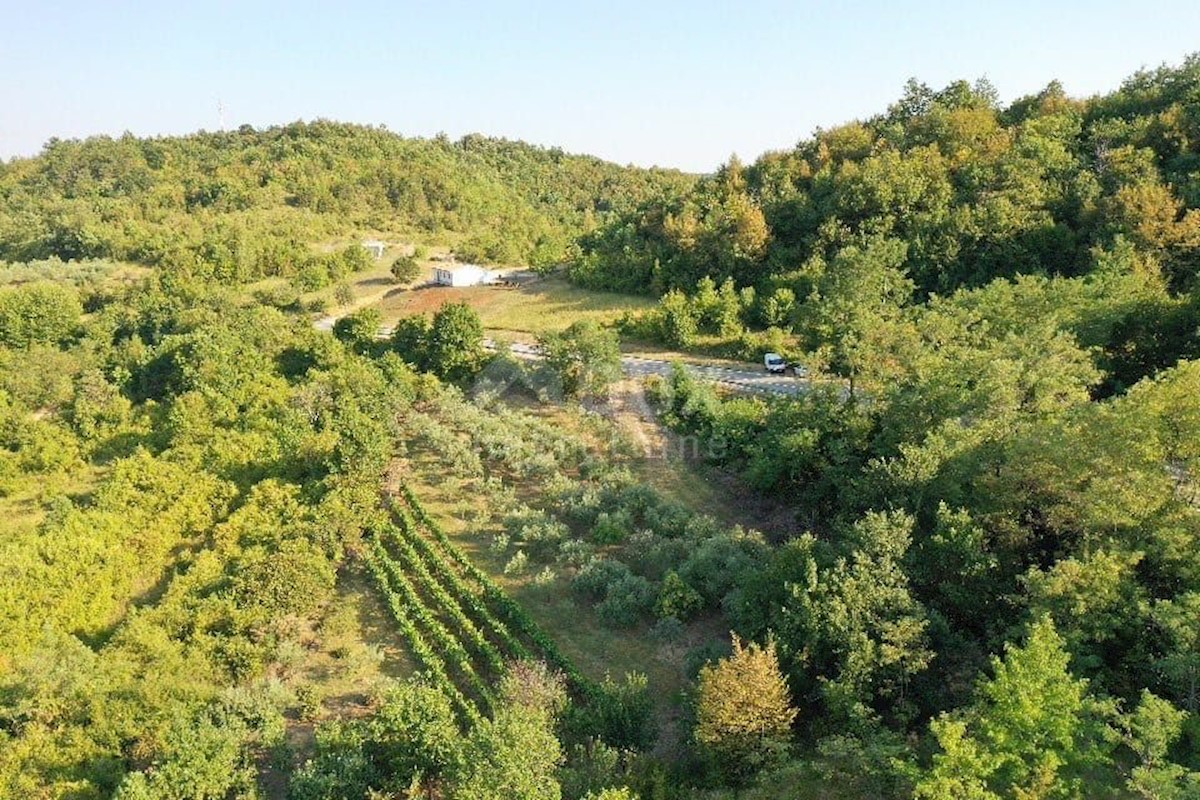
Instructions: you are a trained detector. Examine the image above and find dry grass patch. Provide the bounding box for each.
[374,276,653,336]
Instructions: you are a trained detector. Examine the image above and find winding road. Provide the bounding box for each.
[315,309,815,398]
[500,341,813,397]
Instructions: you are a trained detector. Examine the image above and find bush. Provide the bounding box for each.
[537,319,622,399]
[253,283,300,309]
[295,261,331,291]
[572,672,657,752]
[573,558,633,600]
[625,532,690,581]
[657,290,698,347]
[655,571,704,621]
[680,534,766,607]
[232,541,336,618]
[504,506,570,561]
[390,254,422,284]
[294,684,323,720]
[592,509,632,545]
[595,573,656,627]
[289,678,463,799]
[0,282,82,348]
[113,712,257,800]
[504,550,529,575]
[560,740,625,800]
[557,539,596,568]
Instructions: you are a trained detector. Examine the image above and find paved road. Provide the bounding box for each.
[500,340,811,397]
[315,306,813,397]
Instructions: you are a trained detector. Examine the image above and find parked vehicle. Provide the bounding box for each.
[764,352,787,374]
[788,361,808,377]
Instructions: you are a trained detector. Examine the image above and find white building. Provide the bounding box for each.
[434,264,493,287]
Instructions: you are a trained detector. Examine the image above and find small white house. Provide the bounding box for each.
[434,264,493,287]
[361,239,387,259]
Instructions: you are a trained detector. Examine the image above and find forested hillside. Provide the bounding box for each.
[572,57,1200,297]
[0,121,694,277]
[566,55,1200,798]
[2,56,1200,800]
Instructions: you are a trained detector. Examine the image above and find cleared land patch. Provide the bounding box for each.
[373,275,654,336]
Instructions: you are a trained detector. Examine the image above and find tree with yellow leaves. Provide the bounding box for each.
[694,635,797,779]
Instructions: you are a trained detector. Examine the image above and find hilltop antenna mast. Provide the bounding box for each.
[217,99,226,132]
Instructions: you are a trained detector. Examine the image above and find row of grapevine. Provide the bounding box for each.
[395,483,600,702]
[369,537,495,710]
[378,521,509,674]
[389,504,533,662]
[361,548,483,726]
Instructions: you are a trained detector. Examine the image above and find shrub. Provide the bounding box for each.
[253,283,300,309]
[596,574,656,627]
[680,534,766,606]
[625,532,690,581]
[390,254,422,284]
[537,320,622,399]
[0,282,82,348]
[557,540,596,568]
[573,558,633,600]
[295,684,323,720]
[655,571,704,621]
[560,740,625,800]
[231,541,336,618]
[504,550,529,575]
[575,672,657,752]
[592,509,632,545]
[291,256,327,290]
[657,290,698,347]
[504,506,569,561]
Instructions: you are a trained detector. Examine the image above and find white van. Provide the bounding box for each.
[764,353,787,374]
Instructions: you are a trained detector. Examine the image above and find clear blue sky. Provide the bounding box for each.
[3,1,1198,172]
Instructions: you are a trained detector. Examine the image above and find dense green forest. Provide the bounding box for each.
[573,59,1199,298]
[2,56,1200,800]
[0,121,694,278]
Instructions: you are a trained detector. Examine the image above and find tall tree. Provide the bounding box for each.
[426,302,486,382]
[695,635,797,780]
[537,320,622,400]
[808,236,913,397]
[916,617,1108,799]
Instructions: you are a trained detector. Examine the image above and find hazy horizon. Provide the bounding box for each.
[4,1,1199,172]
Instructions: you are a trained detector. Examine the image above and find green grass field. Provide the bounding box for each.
[373,275,655,337]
